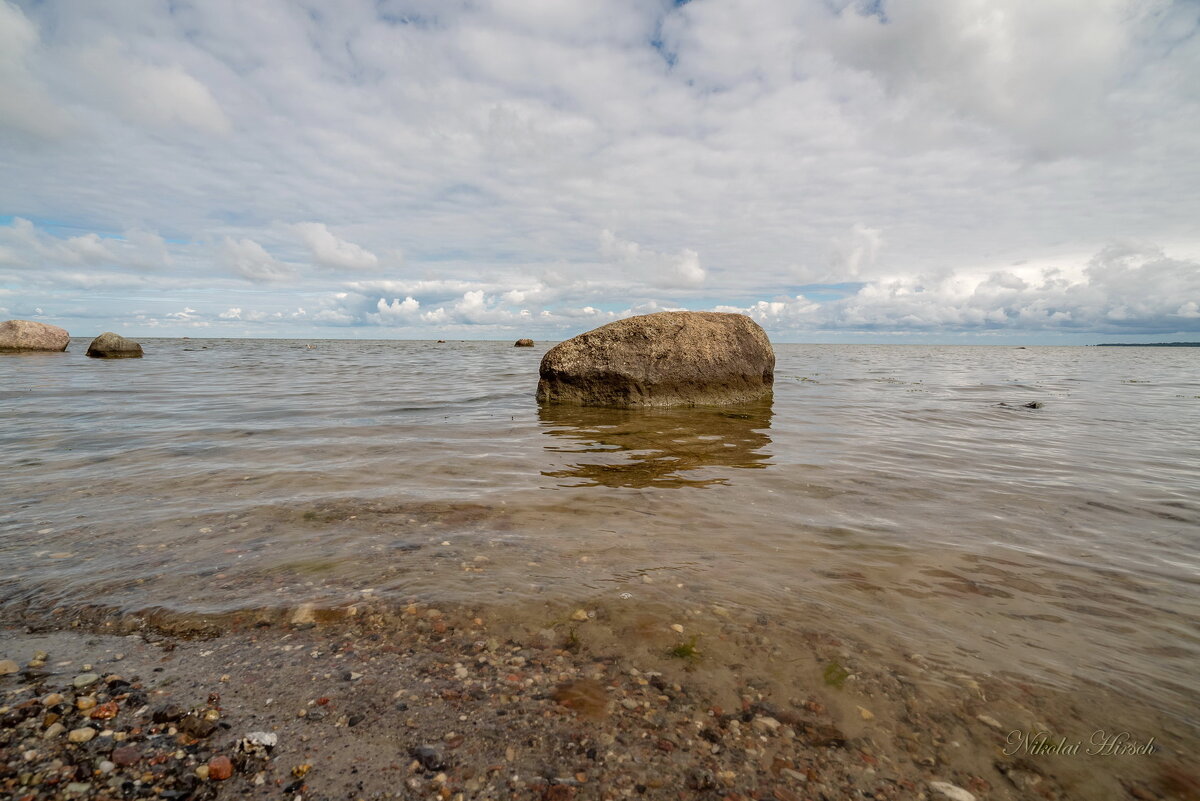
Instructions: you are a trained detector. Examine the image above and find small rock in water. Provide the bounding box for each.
[857,706,875,720]
[976,714,1003,730]
[752,716,782,733]
[195,765,210,780]
[68,727,96,743]
[178,714,218,739]
[111,745,140,766]
[86,331,144,359]
[151,704,185,723]
[571,609,589,622]
[73,673,100,689]
[0,658,18,675]
[97,760,116,774]
[291,603,317,625]
[207,755,234,780]
[929,781,977,801]
[43,722,65,739]
[238,730,278,756]
[410,744,447,771]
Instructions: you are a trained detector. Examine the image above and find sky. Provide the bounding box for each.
[1,0,1198,344]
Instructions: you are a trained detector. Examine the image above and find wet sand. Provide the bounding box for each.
[2,599,1196,801]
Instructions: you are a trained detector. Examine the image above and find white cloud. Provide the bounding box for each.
[292,223,381,271]
[725,243,1200,334]
[73,38,231,134]
[819,0,1157,158]
[0,0,1196,339]
[599,230,705,288]
[0,1,73,139]
[221,237,292,283]
[0,217,170,271]
[369,295,421,324]
[829,223,883,280]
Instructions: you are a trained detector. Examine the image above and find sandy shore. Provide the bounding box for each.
[2,601,1196,800]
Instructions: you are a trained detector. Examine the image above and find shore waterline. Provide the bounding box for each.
[2,338,1197,734]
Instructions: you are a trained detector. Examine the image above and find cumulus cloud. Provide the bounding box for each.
[726,243,1200,335]
[368,295,421,324]
[292,223,381,271]
[0,217,171,271]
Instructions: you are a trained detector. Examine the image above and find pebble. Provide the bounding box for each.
[976,714,1003,730]
[857,706,875,721]
[0,659,19,675]
[291,603,317,625]
[43,722,65,739]
[195,765,210,780]
[111,745,140,766]
[752,716,781,733]
[670,624,684,633]
[929,781,977,801]
[97,760,115,774]
[242,731,278,748]
[207,755,234,780]
[68,727,96,743]
[76,696,97,711]
[73,673,100,689]
[571,609,589,622]
[42,693,65,706]
[65,782,92,794]
[411,745,446,771]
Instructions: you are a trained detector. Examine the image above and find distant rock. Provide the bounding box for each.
[0,319,70,352]
[514,338,535,347]
[537,311,774,407]
[86,332,144,359]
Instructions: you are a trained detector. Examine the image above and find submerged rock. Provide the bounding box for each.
[86,332,144,358]
[0,319,70,352]
[410,744,447,771]
[536,311,774,407]
[514,338,535,347]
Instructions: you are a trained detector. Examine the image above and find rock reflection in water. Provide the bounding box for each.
[538,402,773,488]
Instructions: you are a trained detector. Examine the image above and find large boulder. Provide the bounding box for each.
[514,338,535,347]
[0,319,70,352]
[86,332,144,359]
[536,311,774,407]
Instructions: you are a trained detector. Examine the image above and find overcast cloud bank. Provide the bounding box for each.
[2,0,1198,342]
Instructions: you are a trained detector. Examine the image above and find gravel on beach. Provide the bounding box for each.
[2,602,1196,801]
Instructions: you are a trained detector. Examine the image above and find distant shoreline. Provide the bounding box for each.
[1095,342,1200,347]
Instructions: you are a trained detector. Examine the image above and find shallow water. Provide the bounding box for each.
[2,339,1198,729]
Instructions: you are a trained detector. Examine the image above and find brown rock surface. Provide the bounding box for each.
[0,319,70,352]
[536,311,774,407]
[86,332,144,359]
[514,338,535,347]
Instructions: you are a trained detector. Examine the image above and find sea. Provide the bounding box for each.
[2,338,1197,733]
